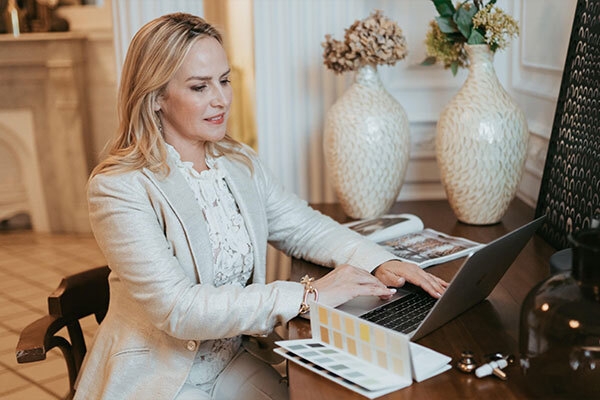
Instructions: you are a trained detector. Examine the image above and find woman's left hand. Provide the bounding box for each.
[372,260,448,299]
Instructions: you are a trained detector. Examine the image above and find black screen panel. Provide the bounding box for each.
[535,0,600,249]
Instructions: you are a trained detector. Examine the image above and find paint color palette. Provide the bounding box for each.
[311,302,412,380]
[274,341,411,399]
[276,302,452,398]
[275,338,410,393]
[275,302,413,398]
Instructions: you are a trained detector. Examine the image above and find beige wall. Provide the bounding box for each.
[56,1,118,167]
[251,0,576,208]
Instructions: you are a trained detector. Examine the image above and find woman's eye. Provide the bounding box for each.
[220,78,231,86]
[192,85,207,92]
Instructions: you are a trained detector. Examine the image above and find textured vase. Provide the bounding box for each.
[436,44,528,225]
[323,65,410,219]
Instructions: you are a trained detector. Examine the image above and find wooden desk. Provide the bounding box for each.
[287,199,556,399]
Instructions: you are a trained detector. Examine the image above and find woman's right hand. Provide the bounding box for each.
[310,264,397,309]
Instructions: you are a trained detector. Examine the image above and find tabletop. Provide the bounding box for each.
[286,198,557,399]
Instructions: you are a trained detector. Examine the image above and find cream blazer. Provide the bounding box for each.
[74,147,396,399]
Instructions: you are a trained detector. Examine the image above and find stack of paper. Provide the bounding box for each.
[410,342,452,382]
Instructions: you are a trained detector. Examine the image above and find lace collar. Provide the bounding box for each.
[165,143,224,180]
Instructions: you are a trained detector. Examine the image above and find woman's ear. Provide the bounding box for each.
[153,92,163,112]
[153,99,161,112]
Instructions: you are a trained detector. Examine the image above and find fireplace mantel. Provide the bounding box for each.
[0,32,92,233]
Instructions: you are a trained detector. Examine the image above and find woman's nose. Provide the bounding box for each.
[210,86,228,108]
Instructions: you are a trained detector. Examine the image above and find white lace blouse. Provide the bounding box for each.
[166,145,254,391]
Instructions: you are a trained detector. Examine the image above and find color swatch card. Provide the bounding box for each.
[276,302,413,398]
[275,339,410,398]
[275,302,452,398]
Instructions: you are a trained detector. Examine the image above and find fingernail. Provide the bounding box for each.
[436,292,442,298]
[389,288,397,294]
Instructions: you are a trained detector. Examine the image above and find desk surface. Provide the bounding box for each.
[287,199,556,399]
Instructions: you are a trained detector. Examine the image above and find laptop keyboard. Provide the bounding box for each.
[359,292,437,334]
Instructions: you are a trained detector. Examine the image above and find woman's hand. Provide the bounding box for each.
[311,264,397,308]
[373,260,448,298]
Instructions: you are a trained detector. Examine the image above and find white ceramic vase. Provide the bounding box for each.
[436,44,528,225]
[323,65,410,219]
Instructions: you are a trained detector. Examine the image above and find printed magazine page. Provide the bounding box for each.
[345,214,483,268]
[378,228,483,268]
[344,214,424,243]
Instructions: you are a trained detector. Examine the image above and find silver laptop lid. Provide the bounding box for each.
[338,216,545,341]
[411,216,545,340]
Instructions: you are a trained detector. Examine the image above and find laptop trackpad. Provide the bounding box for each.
[336,289,413,317]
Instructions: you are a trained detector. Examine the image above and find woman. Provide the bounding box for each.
[75,13,447,400]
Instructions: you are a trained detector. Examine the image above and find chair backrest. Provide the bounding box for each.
[535,0,600,249]
[49,265,110,324]
[16,265,110,399]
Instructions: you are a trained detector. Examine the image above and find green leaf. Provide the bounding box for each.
[467,29,486,45]
[432,0,456,17]
[436,16,458,34]
[421,56,438,66]
[451,61,459,76]
[454,4,477,39]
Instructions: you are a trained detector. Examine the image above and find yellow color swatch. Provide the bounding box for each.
[347,338,357,356]
[393,357,405,375]
[320,326,330,344]
[361,342,372,362]
[344,316,355,336]
[318,306,329,325]
[332,311,341,330]
[359,322,370,341]
[375,329,386,348]
[333,331,343,348]
[377,350,387,368]
[389,334,404,351]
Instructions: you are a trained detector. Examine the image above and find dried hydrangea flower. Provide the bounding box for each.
[322,10,408,74]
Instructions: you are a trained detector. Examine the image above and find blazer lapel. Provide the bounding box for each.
[142,160,214,284]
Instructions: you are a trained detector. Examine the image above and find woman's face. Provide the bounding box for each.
[156,36,232,149]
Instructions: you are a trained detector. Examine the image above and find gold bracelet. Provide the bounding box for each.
[299,274,319,315]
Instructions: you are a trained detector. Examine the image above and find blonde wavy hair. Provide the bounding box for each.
[91,13,251,178]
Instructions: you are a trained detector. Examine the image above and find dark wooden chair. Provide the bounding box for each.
[15,265,110,399]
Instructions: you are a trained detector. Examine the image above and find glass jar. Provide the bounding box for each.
[519,228,600,397]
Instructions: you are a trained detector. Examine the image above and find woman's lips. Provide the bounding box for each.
[205,114,225,124]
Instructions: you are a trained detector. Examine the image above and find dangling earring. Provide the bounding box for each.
[155,112,163,135]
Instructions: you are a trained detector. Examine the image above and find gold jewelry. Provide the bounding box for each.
[299,274,318,315]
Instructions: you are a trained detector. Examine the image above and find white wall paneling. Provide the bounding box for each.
[111,0,205,82]
[255,0,357,204]
[510,0,577,206]
[252,0,538,206]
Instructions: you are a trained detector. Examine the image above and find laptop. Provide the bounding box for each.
[338,216,545,341]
